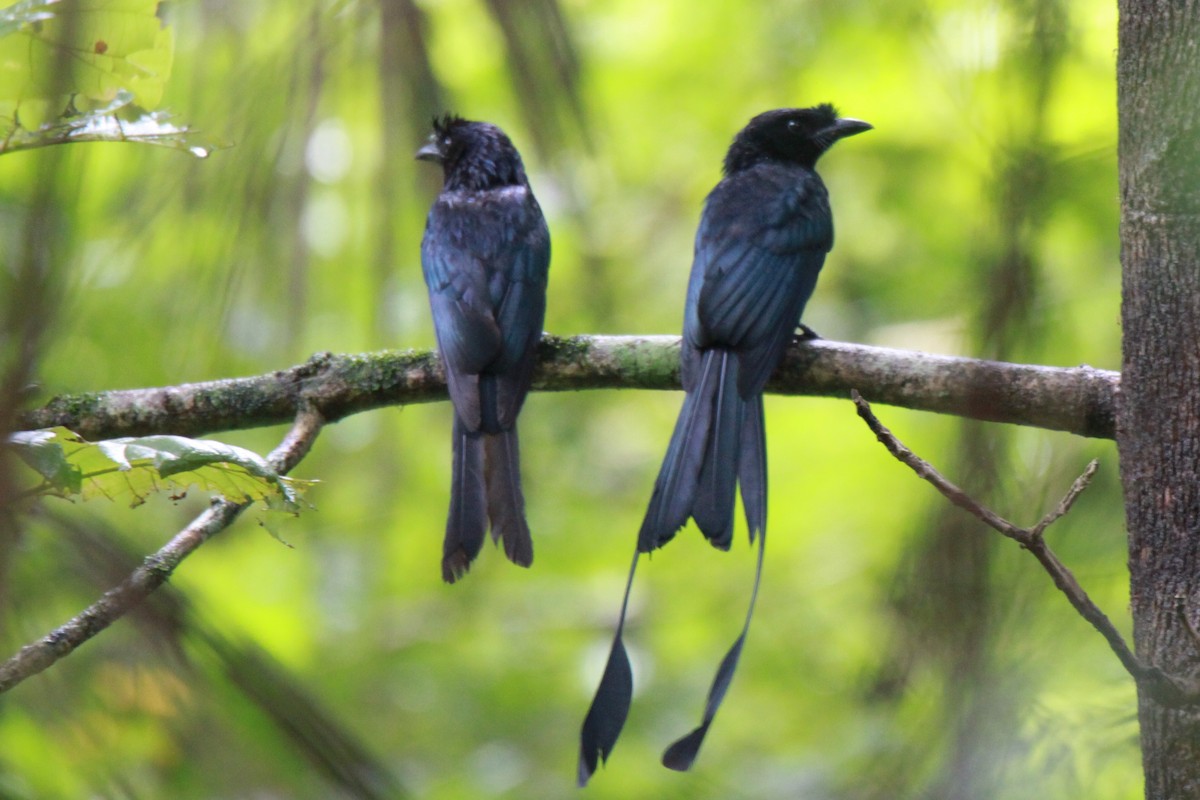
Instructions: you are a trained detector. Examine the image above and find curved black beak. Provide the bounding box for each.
[415,133,443,162]
[826,117,872,141]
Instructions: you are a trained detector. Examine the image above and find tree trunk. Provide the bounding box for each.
[1118,2,1200,796]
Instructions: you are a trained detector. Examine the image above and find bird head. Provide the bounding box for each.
[723,105,871,174]
[416,114,528,191]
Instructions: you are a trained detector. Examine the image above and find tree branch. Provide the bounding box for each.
[851,391,1200,708]
[0,407,325,695]
[18,335,1119,441]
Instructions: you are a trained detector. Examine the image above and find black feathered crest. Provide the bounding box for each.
[425,113,528,191]
[747,104,839,134]
[811,102,839,121]
[430,112,467,139]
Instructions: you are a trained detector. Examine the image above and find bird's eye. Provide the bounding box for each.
[786,119,800,131]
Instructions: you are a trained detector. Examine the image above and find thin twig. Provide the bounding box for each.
[851,390,1026,540]
[0,408,325,695]
[850,390,1200,707]
[1030,459,1099,540]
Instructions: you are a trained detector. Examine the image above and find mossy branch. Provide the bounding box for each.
[18,334,1119,440]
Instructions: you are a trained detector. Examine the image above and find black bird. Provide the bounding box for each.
[579,105,870,782]
[416,115,550,584]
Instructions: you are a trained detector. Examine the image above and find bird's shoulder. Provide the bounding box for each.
[423,184,547,275]
[698,162,832,257]
[427,184,539,230]
[708,162,829,221]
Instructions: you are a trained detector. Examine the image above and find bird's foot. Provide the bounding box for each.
[795,323,821,342]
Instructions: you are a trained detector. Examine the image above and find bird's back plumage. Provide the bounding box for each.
[643,159,833,550]
[418,117,549,582]
[422,186,549,432]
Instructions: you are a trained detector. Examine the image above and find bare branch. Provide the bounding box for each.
[851,390,1200,708]
[0,408,325,695]
[1031,459,1099,539]
[18,335,1119,441]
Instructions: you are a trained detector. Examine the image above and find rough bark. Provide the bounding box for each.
[1117,2,1200,796]
[16,336,1119,441]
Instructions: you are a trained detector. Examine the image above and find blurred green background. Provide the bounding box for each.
[0,0,1133,798]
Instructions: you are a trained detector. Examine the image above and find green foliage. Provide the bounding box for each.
[10,426,308,510]
[0,0,58,39]
[0,0,208,155]
[0,0,171,110]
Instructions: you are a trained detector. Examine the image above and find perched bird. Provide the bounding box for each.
[416,115,550,584]
[580,105,870,782]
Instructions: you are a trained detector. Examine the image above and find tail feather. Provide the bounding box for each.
[691,352,743,549]
[483,426,534,568]
[443,416,487,583]
[738,394,766,543]
[657,386,714,536]
[638,351,722,552]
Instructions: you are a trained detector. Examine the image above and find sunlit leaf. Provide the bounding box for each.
[0,0,171,109]
[0,0,187,152]
[9,427,310,510]
[10,427,82,495]
[0,89,213,156]
[0,0,60,39]
[257,493,306,546]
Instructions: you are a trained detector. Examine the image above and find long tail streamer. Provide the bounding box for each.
[661,524,766,769]
[578,525,767,781]
[577,550,640,786]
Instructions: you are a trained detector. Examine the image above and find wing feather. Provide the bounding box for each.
[420,188,549,433]
[689,163,832,396]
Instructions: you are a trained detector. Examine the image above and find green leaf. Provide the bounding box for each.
[0,0,60,40]
[0,0,187,151]
[0,0,172,110]
[8,427,311,511]
[9,427,82,495]
[0,90,214,156]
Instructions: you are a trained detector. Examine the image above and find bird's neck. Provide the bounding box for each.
[444,157,527,193]
[723,147,820,176]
